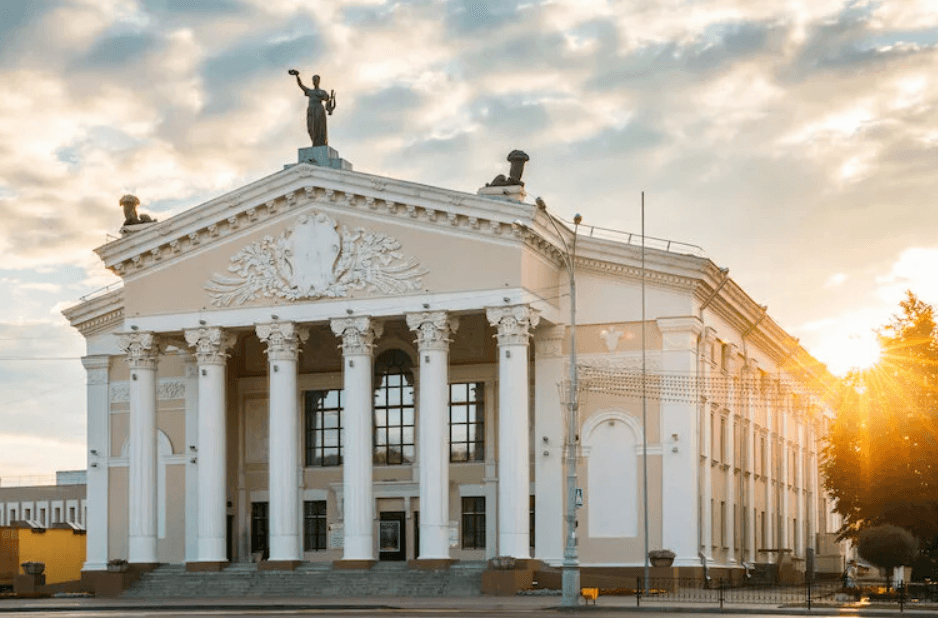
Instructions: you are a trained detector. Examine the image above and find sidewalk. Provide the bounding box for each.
[1,594,937,615]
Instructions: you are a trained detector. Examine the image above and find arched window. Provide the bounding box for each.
[373,349,415,465]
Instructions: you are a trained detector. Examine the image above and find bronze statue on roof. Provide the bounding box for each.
[289,70,336,147]
[486,150,530,187]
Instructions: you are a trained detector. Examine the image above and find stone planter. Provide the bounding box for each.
[21,562,45,575]
[648,550,676,568]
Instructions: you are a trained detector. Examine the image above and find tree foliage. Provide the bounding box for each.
[857,525,918,577]
[822,292,938,569]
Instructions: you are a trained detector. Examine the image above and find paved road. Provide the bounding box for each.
[3,607,860,618]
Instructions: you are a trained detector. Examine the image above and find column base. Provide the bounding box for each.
[258,560,302,571]
[186,561,228,572]
[333,559,377,570]
[408,558,457,571]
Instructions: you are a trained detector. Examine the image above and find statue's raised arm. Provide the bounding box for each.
[289,69,333,147]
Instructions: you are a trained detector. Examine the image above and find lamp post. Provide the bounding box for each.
[536,198,582,607]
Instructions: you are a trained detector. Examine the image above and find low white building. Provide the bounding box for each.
[63,147,840,580]
[0,470,87,530]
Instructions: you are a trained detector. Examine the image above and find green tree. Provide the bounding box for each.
[822,292,938,575]
[857,525,917,584]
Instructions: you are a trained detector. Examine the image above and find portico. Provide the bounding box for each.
[110,297,541,570]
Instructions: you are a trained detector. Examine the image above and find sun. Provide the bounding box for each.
[826,333,882,375]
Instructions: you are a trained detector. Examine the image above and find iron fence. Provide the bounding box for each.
[615,578,938,611]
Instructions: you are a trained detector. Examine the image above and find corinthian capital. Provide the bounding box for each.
[406,311,458,352]
[184,327,236,366]
[117,332,161,370]
[486,305,540,346]
[330,316,383,356]
[256,322,309,361]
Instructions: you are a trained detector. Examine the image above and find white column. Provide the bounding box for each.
[724,343,739,565]
[780,395,790,549]
[119,332,161,564]
[185,327,235,564]
[407,311,458,561]
[82,355,110,571]
[765,380,777,549]
[257,322,308,563]
[331,316,382,562]
[701,328,715,560]
[745,362,759,564]
[657,317,703,566]
[487,305,539,559]
[796,423,806,556]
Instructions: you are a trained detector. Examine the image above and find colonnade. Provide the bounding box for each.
[115,304,539,567]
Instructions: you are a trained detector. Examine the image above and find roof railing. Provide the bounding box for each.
[556,217,707,258]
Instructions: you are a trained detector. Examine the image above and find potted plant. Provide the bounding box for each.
[107,558,129,573]
[649,549,676,567]
[21,561,45,575]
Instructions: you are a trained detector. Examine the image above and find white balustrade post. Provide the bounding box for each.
[486,305,539,559]
[407,311,458,561]
[257,322,308,564]
[330,316,382,562]
[185,327,235,565]
[119,332,161,564]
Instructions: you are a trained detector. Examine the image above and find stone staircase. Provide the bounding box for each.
[122,561,486,599]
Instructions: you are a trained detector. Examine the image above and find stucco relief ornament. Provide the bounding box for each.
[206,213,427,307]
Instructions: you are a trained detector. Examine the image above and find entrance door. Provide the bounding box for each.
[379,511,406,561]
[414,511,420,559]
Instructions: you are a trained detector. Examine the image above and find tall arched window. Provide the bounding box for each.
[373,349,415,465]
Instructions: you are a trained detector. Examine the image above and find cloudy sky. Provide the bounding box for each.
[1,0,937,481]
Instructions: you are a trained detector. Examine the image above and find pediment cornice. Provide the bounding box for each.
[95,163,536,279]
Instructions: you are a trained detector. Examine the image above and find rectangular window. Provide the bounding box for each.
[720,417,727,462]
[305,390,343,467]
[69,507,75,522]
[25,508,31,521]
[450,382,485,462]
[54,507,60,523]
[461,497,486,549]
[10,509,16,521]
[251,502,269,557]
[303,501,327,552]
[39,508,46,527]
[760,436,766,476]
[720,501,726,548]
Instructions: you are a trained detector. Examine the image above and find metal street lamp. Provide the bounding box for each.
[535,197,582,608]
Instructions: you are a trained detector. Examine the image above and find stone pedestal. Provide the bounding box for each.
[477,184,526,202]
[14,573,45,594]
[299,146,352,170]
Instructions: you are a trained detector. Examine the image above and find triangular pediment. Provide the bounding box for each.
[96,162,534,279]
[100,163,543,317]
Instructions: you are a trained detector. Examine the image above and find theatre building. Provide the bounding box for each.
[63,148,842,584]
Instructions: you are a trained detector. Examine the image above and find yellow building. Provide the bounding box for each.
[0,526,87,586]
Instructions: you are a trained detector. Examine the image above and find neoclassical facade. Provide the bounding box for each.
[64,151,841,578]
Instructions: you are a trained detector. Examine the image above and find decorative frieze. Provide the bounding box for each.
[486,305,539,346]
[330,316,383,356]
[206,212,427,307]
[110,379,186,403]
[256,322,309,361]
[406,311,458,352]
[184,327,236,366]
[117,332,160,370]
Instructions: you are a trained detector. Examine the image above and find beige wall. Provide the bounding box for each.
[123,209,525,318]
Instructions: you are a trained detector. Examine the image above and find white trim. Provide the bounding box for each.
[122,287,561,332]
